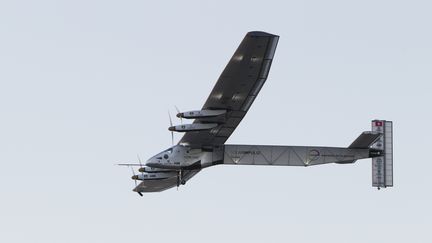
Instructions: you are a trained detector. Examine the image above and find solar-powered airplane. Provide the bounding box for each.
[120,31,394,195]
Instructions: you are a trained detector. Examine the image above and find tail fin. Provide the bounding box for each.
[371,120,393,189]
[335,131,381,164]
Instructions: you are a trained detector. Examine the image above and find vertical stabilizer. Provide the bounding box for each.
[371,120,393,189]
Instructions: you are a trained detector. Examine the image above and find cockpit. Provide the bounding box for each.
[155,147,173,160]
[146,145,186,169]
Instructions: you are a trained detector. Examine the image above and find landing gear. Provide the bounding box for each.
[177,170,185,188]
[137,192,143,197]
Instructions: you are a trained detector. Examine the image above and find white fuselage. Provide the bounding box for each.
[145,145,220,170]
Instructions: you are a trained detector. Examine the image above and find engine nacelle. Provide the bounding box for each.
[177,109,226,119]
[168,123,218,132]
[131,171,177,181]
[138,166,172,173]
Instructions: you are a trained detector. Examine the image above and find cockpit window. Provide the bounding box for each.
[152,147,174,160]
[162,148,173,154]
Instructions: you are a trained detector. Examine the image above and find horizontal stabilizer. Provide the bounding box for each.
[349,132,382,149]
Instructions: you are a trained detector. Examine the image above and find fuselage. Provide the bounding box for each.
[145,145,219,170]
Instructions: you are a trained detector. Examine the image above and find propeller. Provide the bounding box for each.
[168,111,174,146]
[120,157,144,197]
[134,155,144,197]
[175,106,183,124]
[137,154,145,177]
[130,155,144,187]
[130,167,138,187]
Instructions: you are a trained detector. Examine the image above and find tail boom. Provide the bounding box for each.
[223,145,373,166]
[221,119,394,189]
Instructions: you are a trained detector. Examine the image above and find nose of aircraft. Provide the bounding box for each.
[145,157,158,168]
[145,162,158,168]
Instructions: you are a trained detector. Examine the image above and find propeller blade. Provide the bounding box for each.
[137,154,143,167]
[131,167,137,187]
[168,111,173,127]
[175,106,182,124]
[171,131,174,146]
[137,154,145,185]
[168,111,174,146]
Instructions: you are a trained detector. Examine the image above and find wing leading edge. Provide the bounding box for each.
[180,31,279,148]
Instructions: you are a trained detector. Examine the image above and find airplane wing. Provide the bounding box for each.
[133,170,200,193]
[179,31,279,148]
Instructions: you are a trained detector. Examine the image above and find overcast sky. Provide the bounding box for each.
[1,1,431,242]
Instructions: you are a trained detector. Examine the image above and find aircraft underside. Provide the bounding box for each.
[119,31,394,195]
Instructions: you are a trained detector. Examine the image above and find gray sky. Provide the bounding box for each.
[1,0,431,242]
